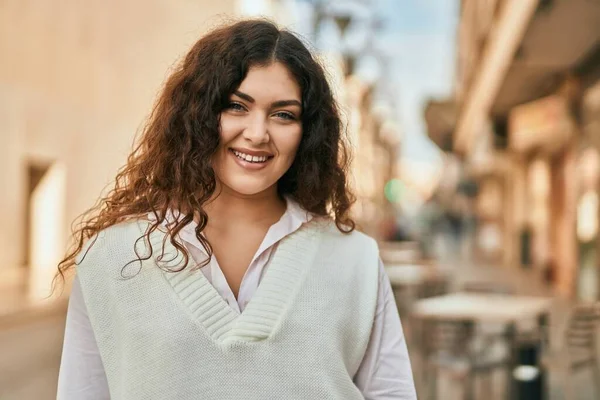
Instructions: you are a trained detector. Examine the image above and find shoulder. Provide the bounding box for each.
[75,219,151,273]
[307,219,380,292]
[310,218,379,258]
[315,218,377,243]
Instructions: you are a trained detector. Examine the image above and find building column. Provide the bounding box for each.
[550,142,578,297]
[505,153,528,268]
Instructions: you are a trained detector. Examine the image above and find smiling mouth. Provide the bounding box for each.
[229,149,273,164]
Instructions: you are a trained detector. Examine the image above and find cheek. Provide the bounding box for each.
[218,115,238,144]
[279,129,303,161]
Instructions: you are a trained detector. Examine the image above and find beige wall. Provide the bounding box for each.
[0,0,236,268]
[455,0,503,102]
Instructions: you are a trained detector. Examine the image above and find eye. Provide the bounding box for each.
[273,111,296,121]
[226,102,246,112]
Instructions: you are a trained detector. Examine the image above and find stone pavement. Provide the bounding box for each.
[0,267,67,400]
[0,301,66,400]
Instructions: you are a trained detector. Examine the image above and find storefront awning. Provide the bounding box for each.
[424,99,458,151]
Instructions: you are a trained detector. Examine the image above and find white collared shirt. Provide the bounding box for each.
[58,199,417,399]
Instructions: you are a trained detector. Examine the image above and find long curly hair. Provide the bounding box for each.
[55,19,355,285]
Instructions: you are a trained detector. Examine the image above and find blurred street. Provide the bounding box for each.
[1,0,600,399]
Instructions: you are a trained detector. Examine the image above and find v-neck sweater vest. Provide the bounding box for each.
[76,218,380,400]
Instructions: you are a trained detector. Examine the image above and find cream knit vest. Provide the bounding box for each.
[76,218,379,400]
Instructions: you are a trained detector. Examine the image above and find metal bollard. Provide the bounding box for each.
[512,344,546,400]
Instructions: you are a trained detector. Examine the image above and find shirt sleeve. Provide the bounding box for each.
[57,275,110,400]
[354,258,417,399]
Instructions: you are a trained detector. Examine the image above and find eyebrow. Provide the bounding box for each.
[233,90,302,109]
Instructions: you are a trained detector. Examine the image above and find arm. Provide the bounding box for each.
[354,259,417,399]
[57,276,110,400]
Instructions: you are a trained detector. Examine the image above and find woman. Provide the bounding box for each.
[57,19,416,399]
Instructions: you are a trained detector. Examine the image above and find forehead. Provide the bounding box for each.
[237,62,301,101]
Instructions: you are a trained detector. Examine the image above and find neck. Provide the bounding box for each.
[203,184,287,228]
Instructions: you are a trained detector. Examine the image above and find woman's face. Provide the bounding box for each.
[213,62,303,198]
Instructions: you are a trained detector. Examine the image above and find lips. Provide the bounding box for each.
[231,149,269,163]
[229,148,274,163]
[228,148,273,171]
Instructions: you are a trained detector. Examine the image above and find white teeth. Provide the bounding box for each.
[232,150,269,163]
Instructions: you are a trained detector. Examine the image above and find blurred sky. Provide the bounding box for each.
[378,0,459,165]
[292,0,460,181]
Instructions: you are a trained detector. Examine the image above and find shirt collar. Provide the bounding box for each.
[283,196,313,225]
[147,196,313,241]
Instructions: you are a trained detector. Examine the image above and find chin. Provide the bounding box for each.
[220,176,276,197]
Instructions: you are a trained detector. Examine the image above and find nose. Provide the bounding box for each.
[242,114,270,144]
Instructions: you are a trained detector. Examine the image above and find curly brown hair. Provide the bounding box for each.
[54,19,355,286]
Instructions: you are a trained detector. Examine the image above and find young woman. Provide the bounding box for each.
[57,19,416,399]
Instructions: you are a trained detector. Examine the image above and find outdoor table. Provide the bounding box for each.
[380,248,422,264]
[379,241,422,264]
[411,292,553,399]
[385,264,437,286]
[385,264,449,318]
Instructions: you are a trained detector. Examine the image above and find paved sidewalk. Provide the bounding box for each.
[0,306,66,399]
[0,268,68,400]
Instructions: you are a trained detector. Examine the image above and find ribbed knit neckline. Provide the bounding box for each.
[145,221,322,345]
